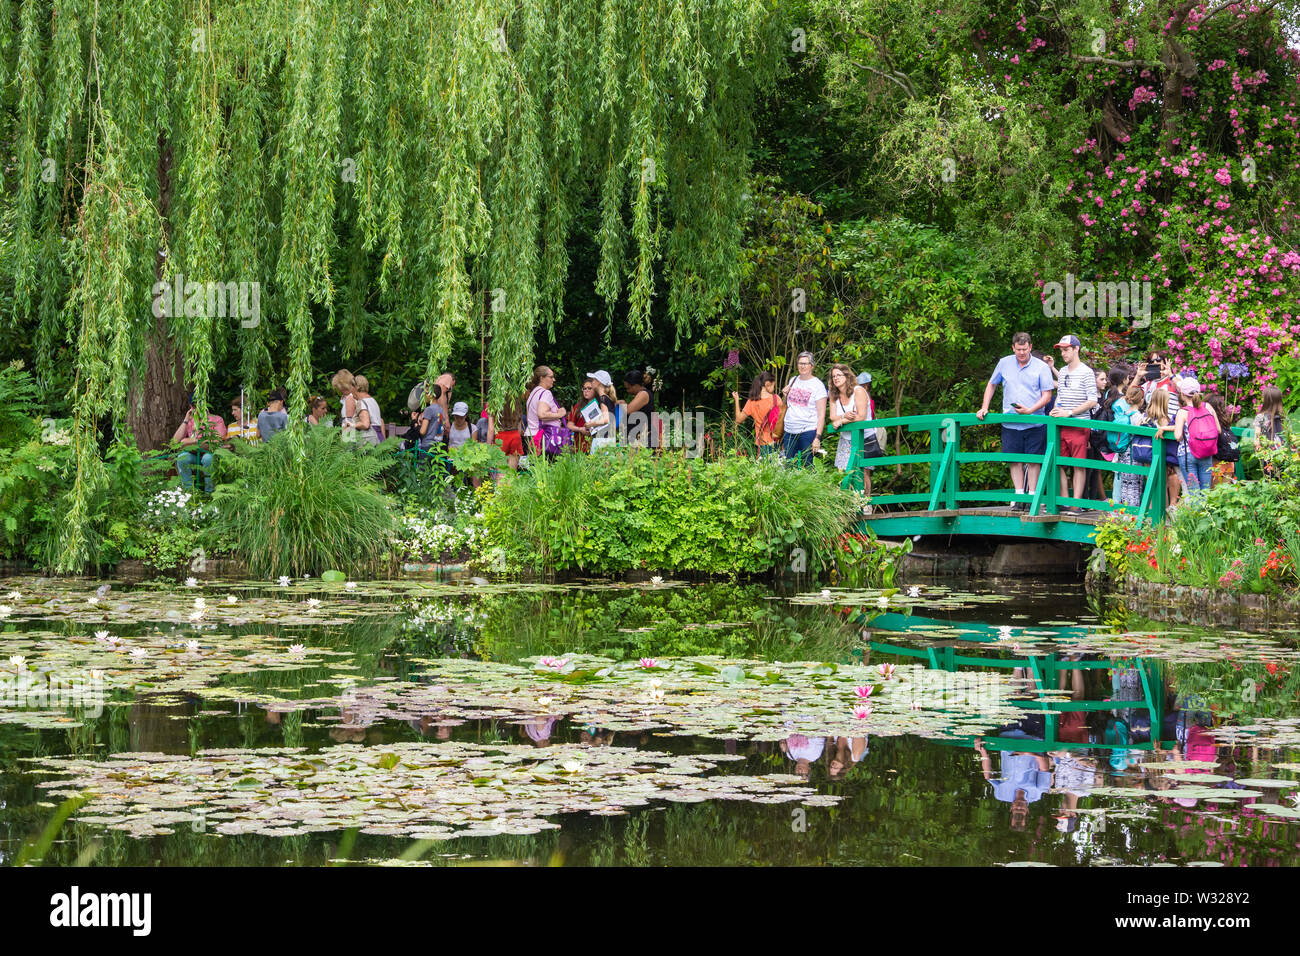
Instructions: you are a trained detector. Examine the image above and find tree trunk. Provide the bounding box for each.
[127,131,188,451]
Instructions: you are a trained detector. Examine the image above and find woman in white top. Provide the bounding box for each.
[828,363,876,496]
[353,374,384,444]
[522,365,567,457]
[331,369,360,441]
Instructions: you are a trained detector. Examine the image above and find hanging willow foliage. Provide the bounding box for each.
[0,0,783,569]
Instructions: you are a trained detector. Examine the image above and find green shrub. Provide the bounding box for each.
[448,439,507,482]
[484,450,861,575]
[0,362,146,570]
[210,427,399,578]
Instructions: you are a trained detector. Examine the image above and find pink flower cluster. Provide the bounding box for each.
[1165,227,1300,416]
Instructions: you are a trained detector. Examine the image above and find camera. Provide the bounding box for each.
[1144,363,1160,381]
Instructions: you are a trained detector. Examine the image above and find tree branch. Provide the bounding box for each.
[848,59,918,99]
[1070,54,1165,70]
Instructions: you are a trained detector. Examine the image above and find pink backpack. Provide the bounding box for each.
[1187,406,1220,460]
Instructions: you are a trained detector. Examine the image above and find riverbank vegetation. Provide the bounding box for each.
[1092,427,1300,595]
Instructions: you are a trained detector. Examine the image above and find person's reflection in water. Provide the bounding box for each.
[975,737,1054,831]
[522,716,557,748]
[1051,748,1100,833]
[408,716,454,740]
[780,734,825,779]
[579,724,614,747]
[827,736,869,780]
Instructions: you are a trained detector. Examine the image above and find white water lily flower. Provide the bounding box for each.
[562,761,583,774]
[537,696,555,706]
[345,581,357,591]
[648,688,665,701]
[876,595,890,608]
[907,586,921,598]
[306,598,322,612]
[104,635,120,647]
[6,591,19,600]
[94,630,110,642]
[130,648,147,659]
[194,597,206,608]
[0,606,14,619]
[186,640,200,652]
[86,596,99,605]
[278,576,291,587]
[185,577,198,588]
[9,655,25,668]
[648,678,663,690]
[288,644,307,657]
[226,595,238,604]
[820,589,831,598]
[998,625,1014,638]
[188,610,204,622]
[650,576,663,585]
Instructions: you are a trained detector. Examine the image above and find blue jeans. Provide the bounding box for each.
[178,450,214,493]
[1179,451,1213,495]
[782,429,816,466]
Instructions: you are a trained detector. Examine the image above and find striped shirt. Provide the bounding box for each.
[1143,377,1180,417]
[1055,363,1098,419]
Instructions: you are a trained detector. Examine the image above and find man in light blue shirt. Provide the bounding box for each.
[977,333,1055,509]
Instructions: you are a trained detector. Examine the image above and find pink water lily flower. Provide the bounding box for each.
[639,658,659,669]
[853,706,872,720]
[854,685,876,698]
[540,657,568,670]
[878,663,897,679]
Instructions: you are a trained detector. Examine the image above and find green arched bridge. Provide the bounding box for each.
[831,412,1245,544]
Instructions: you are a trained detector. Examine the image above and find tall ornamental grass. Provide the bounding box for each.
[212,427,399,578]
[483,449,861,575]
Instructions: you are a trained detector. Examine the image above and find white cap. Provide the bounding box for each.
[451,401,469,417]
[586,370,613,388]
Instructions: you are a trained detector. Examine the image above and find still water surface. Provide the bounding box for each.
[1,576,1297,866]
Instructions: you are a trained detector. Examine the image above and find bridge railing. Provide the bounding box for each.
[828,412,1244,525]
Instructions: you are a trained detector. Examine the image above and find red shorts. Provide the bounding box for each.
[496,429,524,456]
[1059,426,1089,460]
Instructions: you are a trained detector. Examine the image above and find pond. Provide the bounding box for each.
[1,575,1298,867]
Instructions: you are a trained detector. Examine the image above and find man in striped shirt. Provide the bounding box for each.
[1051,335,1099,512]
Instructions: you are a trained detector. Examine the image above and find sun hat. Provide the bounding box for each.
[1177,376,1201,394]
[451,401,469,417]
[586,370,613,388]
[856,372,873,386]
[1054,334,1082,349]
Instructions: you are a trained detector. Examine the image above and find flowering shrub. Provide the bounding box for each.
[395,514,486,563]
[140,487,217,529]
[1111,479,1300,593]
[1165,227,1300,416]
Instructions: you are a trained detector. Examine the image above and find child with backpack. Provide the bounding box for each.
[1163,378,1220,497]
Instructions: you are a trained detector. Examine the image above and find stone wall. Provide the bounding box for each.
[1122,573,1300,625]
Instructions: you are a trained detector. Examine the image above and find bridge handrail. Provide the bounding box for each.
[830,411,1247,439]
[826,409,1249,528]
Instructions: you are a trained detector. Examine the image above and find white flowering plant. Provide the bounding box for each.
[140,487,218,529]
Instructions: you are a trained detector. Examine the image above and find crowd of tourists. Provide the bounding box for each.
[732,351,886,495]
[170,365,667,492]
[980,332,1285,513]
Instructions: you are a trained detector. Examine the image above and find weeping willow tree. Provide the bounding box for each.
[0,0,784,571]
